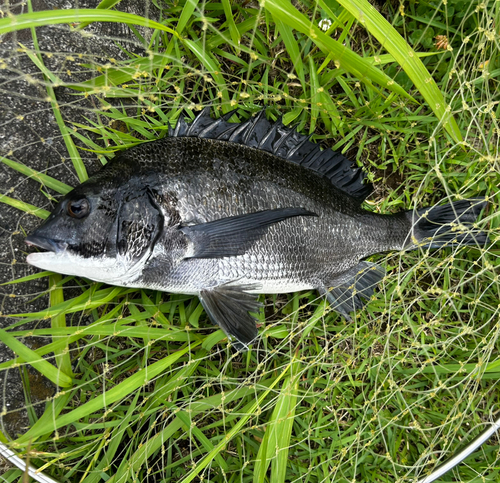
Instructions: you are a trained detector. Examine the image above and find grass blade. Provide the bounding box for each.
[0,9,178,36]
[179,363,293,483]
[49,274,74,379]
[77,0,126,29]
[71,53,175,92]
[264,0,412,100]
[0,329,73,387]
[0,271,53,286]
[15,343,197,445]
[254,363,299,483]
[105,385,258,483]
[0,156,72,194]
[0,195,49,218]
[176,0,200,35]
[336,0,462,143]
[274,17,305,87]
[221,0,241,51]
[23,42,88,182]
[174,408,229,472]
[183,38,230,108]
[309,56,320,133]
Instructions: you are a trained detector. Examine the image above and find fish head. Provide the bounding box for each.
[26,157,164,285]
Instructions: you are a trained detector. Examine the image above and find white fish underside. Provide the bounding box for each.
[26,251,315,295]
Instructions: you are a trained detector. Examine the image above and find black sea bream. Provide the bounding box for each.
[26,109,488,349]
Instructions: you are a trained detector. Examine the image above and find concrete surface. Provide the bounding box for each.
[0,0,158,440]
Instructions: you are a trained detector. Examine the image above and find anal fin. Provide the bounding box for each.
[199,283,262,351]
[318,262,384,320]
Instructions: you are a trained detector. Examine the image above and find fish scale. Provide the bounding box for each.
[26,109,488,350]
[145,140,369,288]
[143,138,395,289]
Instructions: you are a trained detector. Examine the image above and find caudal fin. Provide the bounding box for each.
[406,198,489,249]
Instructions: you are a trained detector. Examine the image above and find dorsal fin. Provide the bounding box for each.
[169,108,372,202]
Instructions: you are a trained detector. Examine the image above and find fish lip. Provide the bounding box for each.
[25,235,67,253]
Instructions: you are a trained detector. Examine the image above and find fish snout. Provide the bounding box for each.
[26,234,67,253]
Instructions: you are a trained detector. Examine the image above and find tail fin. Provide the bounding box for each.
[406,198,489,249]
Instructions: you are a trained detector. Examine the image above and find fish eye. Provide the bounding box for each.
[67,198,90,219]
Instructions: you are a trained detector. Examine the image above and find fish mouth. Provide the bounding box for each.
[26,235,67,253]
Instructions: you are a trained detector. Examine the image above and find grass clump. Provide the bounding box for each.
[0,0,499,482]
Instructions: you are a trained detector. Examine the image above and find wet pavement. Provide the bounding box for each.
[0,0,157,440]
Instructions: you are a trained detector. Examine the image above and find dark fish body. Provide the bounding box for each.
[125,136,407,294]
[26,109,488,349]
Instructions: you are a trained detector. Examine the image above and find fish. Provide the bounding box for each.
[25,108,488,350]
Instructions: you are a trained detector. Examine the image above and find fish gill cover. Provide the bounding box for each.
[0,1,499,482]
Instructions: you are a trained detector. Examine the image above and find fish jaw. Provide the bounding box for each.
[26,237,143,286]
[26,250,122,282]
[25,234,80,274]
[26,234,67,254]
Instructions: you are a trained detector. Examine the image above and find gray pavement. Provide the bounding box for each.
[0,0,157,439]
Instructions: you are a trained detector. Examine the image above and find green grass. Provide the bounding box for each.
[0,0,499,482]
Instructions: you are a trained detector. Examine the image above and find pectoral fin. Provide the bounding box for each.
[199,284,262,351]
[181,207,316,259]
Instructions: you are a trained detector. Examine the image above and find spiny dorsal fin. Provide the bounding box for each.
[169,108,372,202]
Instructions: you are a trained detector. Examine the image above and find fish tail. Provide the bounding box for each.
[404,198,489,250]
